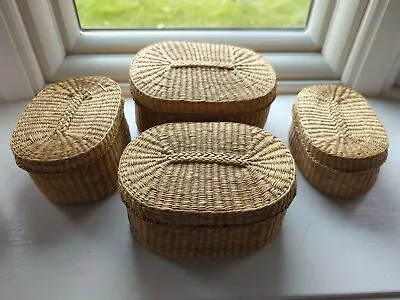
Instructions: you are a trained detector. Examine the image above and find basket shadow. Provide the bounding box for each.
[129,229,287,300]
[10,176,113,245]
[323,193,367,213]
[0,209,9,259]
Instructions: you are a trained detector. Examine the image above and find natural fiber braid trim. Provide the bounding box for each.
[170,60,235,70]
[289,122,379,198]
[293,85,388,172]
[169,152,248,167]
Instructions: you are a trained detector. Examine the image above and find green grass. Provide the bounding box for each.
[75,0,312,29]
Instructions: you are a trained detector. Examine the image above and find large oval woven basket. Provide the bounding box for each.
[118,122,296,259]
[289,85,389,198]
[11,76,131,204]
[129,41,277,132]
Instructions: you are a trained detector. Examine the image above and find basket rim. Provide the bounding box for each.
[289,122,379,198]
[290,122,380,175]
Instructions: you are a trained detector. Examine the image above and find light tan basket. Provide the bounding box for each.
[11,76,131,204]
[118,122,296,260]
[129,41,276,132]
[293,85,388,172]
[289,85,388,198]
[289,123,379,198]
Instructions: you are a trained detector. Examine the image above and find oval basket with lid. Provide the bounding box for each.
[289,84,389,198]
[118,122,296,260]
[292,85,388,172]
[129,41,277,132]
[10,76,131,204]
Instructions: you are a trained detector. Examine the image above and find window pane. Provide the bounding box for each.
[74,0,312,29]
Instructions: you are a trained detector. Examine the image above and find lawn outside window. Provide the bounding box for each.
[73,0,312,29]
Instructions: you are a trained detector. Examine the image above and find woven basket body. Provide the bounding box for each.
[290,85,388,198]
[289,124,379,198]
[11,77,131,204]
[130,42,276,132]
[118,122,296,259]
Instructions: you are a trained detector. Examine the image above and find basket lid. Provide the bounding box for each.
[11,76,124,173]
[129,42,276,114]
[118,122,296,226]
[293,85,389,171]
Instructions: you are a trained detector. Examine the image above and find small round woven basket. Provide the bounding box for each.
[10,76,131,204]
[289,84,389,198]
[118,122,296,260]
[129,41,276,132]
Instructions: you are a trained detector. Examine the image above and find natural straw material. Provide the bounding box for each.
[289,123,379,198]
[130,41,276,132]
[118,122,296,259]
[11,76,131,204]
[293,85,388,172]
[289,84,389,198]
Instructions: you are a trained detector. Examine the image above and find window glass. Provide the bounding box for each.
[74,0,312,29]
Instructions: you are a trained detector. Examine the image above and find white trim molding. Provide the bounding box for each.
[1,0,399,101]
[322,0,369,75]
[51,53,337,83]
[52,0,331,54]
[307,0,337,47]
[342,0,400,97]
[0,0,44,102]
[14,0,343,97]
[16,0,65,81]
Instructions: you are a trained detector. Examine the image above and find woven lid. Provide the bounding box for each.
[293,85,389,171]
[129,41,276,115]
[118,122,296,226]
[11,76,124,173]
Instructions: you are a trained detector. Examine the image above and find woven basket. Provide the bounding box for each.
[118,122,296,260]
[10,76,131,204]
[289,123,379,198]
[293,85,388,172]
[129,41,276,132]
[290,84,388,198]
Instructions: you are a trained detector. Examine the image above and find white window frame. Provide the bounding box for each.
[1,0,399,101]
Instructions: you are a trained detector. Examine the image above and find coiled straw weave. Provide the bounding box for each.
[118,122,296,259]
[130,42,276,132]
[290,85,388,198]
[11,76,131,204]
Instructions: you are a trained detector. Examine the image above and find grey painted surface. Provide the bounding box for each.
[396,70,400,87]
[0,96,399,300]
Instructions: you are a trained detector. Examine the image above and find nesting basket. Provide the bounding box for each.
[118,122,296,259]
[10,76,131,204]
[129,41,277,132]
[289,85,389,198]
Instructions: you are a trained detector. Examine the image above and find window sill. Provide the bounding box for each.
[52,53,341,97]
[1,95,400,299]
